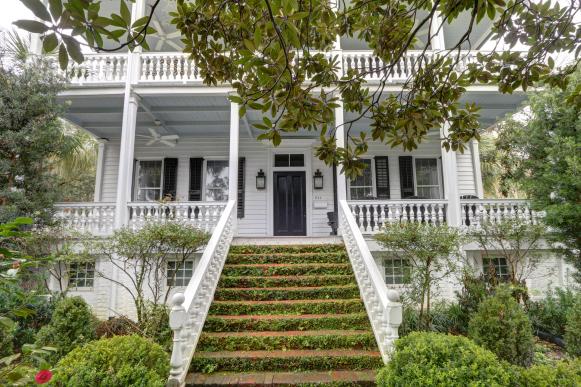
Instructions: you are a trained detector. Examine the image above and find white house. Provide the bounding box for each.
[44,0,575,384]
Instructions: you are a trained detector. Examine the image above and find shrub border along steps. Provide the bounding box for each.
[188,244,381,386]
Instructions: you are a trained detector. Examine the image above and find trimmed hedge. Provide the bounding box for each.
[221,263,353,277]
[228,244,345,254]
[218,274,356,288]
[209,299,365,316]
[516,358,581,386]
[226,252,349,265]
[377,332,512,386]
[564,293,581,357]
[214,285,361,301]
[468,286,534,367]
[53,335,169,387]
[203,313,372,332]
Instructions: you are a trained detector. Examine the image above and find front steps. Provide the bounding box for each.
[187,244,382,386]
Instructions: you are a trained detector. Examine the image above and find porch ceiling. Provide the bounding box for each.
[60,90,526,140]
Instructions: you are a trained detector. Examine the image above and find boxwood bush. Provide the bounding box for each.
[35,296,96,360]
[468,286,534,367]
[53,335,169,386]
[377,332,512,386]
[565,294,581,357]
[516,358,581,386]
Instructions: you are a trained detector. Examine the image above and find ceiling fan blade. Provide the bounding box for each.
[148,127,159,138]
[162,135,180,141]
[146,139,157,146]
[155,39,164,51]
[160,140,176,147]
[136,134,151,138]
[153,19,164,35]
[167,41,182,51]
[167,31,181,39]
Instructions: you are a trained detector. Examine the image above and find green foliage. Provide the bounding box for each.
[95,316,139,339]
[376,332,512,386]
[15,0,581,177]
[564,293,581,357]
[139,303,172,351]
[527,288,577,337]
[209,299,364,316]
[218,274,355,288]
[228,244,345,254]
[516,358,581,386]
[0,59,70,224]
[494,70,581,281]
[399,302,465,336]
[222,262,352,277]
[468,286,535,366]
[35,296,97,360]
[53,335,169,387]
[226,251,348,264]
[455,272,497,335]
[375,223,463,329]
[215,284,360,301]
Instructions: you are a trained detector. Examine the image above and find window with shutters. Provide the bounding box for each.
[135,160,163,201]
[414,158,442,199]
[349,159,374,200]
[205,160,229,201]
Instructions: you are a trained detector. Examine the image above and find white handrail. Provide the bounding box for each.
[338,200,402,363]
[166,200,236,387]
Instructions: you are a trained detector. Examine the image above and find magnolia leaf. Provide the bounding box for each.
[42,33,59,53]
[58,43,69,70]
[13,20,49,34]
[21,0,52,22]
[63,36,84,64]
[48,0,63,20]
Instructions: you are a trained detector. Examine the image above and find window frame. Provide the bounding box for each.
[383,256,412,286]
[166,259,195,287]
[133,159,164,202]
[347,158,376,200]
[413,157,443,199]
[68,261,96,289]
[202,158,230,202]
[482,256,511,281]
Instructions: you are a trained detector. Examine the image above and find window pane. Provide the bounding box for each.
[415,158,440,199]
[167,260,195,287]
[206,160,229,201]
[483,257,510,281]
[384,257,411,285]
[69,262,96,288]
[138,161,162,187]
[289,154,305,167]
[137,188,161,201]
[350,160,373,199]
[417,187,440,199]
[274,154,289,167]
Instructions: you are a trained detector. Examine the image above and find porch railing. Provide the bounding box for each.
[460,199,544,229]
[166,200,236,387]
[348,200,448,234]
[60,50,489,86]
[127,202,227,233]
[54,202,116,235]
[339,200,402,363]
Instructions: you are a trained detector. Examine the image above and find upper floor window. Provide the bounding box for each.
[167,260,194,287]
[482,257,510,281]
[205,160,229,201]
[415,158,441,199]
[135,160,162,201]
[274,154,304,167]
[349,159,373,200]
[68,261,95,288]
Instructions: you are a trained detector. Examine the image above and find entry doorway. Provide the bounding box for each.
[273,171,306,236]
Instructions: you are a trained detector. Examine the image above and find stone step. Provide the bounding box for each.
[186,370,377,386]
[203,313,372,332]
[189,349,383,373]
[208,298,365,316]
[218,274,356,288]
[221,263,353,277]
[226,252,349,265]
[214,285,360,301]
[229,244,346,255]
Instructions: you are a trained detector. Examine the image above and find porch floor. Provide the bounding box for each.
[231,237,343,245]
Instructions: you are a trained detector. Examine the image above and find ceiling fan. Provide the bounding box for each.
[137,127,179,147]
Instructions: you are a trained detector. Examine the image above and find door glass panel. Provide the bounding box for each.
[205,160,229,201]
[415,158,440,199]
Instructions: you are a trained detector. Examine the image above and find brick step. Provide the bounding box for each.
[229,245,346,255]
[186,370,377,386]
[214,285,360,301]
[218,274,356,288]
[189,349,383,373]
[203,313,372,332]
[209,299,365,316]
[226,252,349,265]
[198,329,376,351]
[221,263,353,277]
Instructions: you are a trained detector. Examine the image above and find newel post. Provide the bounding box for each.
[384,289,402,356]
[167,293,187,387]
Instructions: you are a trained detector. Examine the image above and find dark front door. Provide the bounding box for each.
[273,171,306,236]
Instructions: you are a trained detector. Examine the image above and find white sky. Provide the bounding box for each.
[0,0,32,31]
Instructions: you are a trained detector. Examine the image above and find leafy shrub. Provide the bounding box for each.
[376,332,512,386]
[399,302,464,336]
[516,358,581,386]
[468,286,535,366]
[35,296,96,359]
[565,294,581,357]
[527,287,576,337]
[140,303,172,351]
[455,273,496,334]
[53,335,169,387]
[95,316,139,338]
[0,323,16,357]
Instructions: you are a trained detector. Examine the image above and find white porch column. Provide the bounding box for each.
[228,101,240,230]
[335,100,347,201]
[441,124,461,226]
[93,139,107,202]
[471,140,484,198]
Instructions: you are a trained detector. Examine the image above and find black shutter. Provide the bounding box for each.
[374,156,390,199]
[189,158,204,201]
[162,158,178,201]
[237,157,245,218]
[399,156,415,198]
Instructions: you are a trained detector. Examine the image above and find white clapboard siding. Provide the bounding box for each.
[456,145,477,196]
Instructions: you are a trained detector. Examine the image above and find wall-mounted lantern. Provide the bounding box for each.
[256,169,266,190]
[313,169,324,190]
